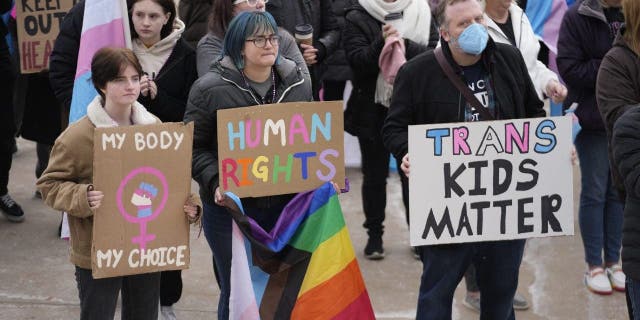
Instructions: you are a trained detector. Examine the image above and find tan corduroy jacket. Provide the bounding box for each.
[37,96,200,269]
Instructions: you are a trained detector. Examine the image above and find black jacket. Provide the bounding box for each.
[382,40,545,160]
[138,38,197,123]
[319,0,352,83]
[611,106,640,280]
[184,57,312,206]
[596,26,640,199]
[267,0,340,64]
[178,0,211,49]
[557,0,619,131]
[49,0,84,127]
[343,0,438,137]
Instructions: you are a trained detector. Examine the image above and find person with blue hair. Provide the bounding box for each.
[184,11,312,319]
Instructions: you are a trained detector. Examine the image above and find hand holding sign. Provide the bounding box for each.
[401,154,410,177]
[88,188,104,209]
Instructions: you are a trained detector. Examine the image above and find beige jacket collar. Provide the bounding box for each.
[86,95,158,128]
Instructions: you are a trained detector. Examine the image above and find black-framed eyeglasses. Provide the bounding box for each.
[233,0,269,6]
[246,35,280,48]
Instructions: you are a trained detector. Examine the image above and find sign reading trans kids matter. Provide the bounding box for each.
[408,116,574,246]
[217,101,345,198]
[92,122,194,279]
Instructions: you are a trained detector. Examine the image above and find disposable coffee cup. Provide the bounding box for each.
[384,12,403,32]
[384,12,403,22]
[294,24,313,46]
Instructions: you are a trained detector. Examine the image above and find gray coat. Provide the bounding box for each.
[184,56,312,205]
[196,27,310,79]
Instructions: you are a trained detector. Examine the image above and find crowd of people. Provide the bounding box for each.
[2,0,640,319]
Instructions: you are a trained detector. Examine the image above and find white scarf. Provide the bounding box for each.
[359,0,433,107]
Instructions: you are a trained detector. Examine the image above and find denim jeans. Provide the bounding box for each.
[202,202,284,320]
[575,130,624,266]
[74,267,160,320]
[627,277,640,320]
[358,135,409,238]
[416,240,525,320]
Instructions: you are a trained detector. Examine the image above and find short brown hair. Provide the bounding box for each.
[435,0,478,28]
[91,47,143,100]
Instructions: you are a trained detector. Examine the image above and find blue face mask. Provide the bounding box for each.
[452,23,488,55]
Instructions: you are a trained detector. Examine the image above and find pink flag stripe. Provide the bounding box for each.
[74,19,127,79]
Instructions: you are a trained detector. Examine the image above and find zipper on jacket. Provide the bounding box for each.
[220,75,261,105]
[276,71,305,103]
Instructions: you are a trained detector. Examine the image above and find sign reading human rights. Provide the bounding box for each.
[92,122,194,278]
[15,0,77,73]
[217,101,345,198]
[408,117,574,246]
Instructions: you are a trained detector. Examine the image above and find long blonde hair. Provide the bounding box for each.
[623,0,640,55]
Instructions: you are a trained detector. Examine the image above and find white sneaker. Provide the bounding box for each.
[606,264,626,292]
[585,267,613,295]
[160,305,177,320]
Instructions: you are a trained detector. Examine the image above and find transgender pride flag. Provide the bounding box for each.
[225,183,375,320]
[525,0,569,73]
[69,0,131,123]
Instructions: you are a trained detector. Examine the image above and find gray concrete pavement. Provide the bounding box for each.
[0,139,628,319]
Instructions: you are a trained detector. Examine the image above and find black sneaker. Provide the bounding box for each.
[0,194,25,223]
[364,237,385,260]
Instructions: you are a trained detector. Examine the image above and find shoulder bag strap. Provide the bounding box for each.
[434,47,494,121]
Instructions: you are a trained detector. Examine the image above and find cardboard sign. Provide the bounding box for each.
[92,122,194,278]
[408,117,574,246]
[15,0,77,73]
[217,101,345,198]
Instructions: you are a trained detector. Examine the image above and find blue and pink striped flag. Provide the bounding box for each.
[69,0,131,123]
[225,183,376,320]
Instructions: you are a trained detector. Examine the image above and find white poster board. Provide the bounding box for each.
[408,116,574,246]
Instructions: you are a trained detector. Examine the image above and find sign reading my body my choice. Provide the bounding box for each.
[92,122,194,279]
[217,101,345,198]
[408,117,574,246]
[15,0,78,73]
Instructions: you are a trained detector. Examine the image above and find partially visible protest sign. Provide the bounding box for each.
[92,122,194,279]
[408,116,574,246]
[15,0,76,73]
[217,101,345,198]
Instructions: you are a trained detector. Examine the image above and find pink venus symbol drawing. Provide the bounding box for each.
[116,167,169,250]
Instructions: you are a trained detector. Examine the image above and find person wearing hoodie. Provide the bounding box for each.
[557,0,625,295]
[343,0,438,260]
[37,47,201,320]
[599,0,640,316]
[184,11,312,319]
[127,0,198,318]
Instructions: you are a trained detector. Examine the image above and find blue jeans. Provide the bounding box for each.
[627,277,640,320]
[575,130,623,266]
[416,240,525,320]
[202,202,284,320]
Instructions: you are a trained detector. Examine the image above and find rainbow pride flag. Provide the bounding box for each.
[225,183,375,320]
[69,0,131,123]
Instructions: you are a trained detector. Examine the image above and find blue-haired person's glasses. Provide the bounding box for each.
[233,0,269,6]
[246,35,280,48]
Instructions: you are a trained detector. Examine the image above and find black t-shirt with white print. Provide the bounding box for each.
[462,60,495,122]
